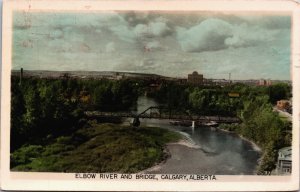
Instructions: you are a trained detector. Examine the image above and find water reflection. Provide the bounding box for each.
[132,96,261,174]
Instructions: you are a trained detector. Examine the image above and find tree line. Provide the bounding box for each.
[147,81,291,116]
[11,76,139,151]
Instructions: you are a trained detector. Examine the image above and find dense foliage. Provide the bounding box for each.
[11,123,181,173]
[11,76,139,151]
[148,82,291,117]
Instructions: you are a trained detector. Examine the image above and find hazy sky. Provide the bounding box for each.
[12,11,291,80]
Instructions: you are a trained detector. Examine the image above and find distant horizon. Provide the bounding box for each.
[11,68,291,81]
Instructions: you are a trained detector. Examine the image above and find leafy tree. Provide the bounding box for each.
[23,85,42,133]
[268,83,291,104]
[257,142,278,174]
[189,88,208,113]
[11,79,26,150]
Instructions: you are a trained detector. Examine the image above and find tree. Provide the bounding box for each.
[257,142,278,173]
[11,79,26,150]
[268,83,291,104]
[23,85,41,132]
[188,88,208,114]
[92,83,113,110]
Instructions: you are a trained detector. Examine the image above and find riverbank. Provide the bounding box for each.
[138,134,200,174]
[139,139,202,174]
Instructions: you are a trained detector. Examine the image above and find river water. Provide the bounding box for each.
[131,96,261,175]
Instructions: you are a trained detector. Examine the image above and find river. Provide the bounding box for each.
[131,96,261,175]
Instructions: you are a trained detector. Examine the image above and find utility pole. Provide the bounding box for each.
[19,68,23,86]
[229,73,231,84]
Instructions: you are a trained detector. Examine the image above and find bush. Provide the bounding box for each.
[11,145,43,167]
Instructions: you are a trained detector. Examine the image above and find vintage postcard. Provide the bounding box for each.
[1,0,299,191]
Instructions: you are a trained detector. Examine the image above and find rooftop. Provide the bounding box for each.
[278,146,292,161]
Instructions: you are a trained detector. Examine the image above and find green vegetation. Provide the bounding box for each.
[148,82,291,117]
[11,75,292,174]
[219,95,292,174]
[11,76,139,151]
[11,123,181,172]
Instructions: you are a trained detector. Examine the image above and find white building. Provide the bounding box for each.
[277,146,292,174]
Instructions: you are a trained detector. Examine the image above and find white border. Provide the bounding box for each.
[1,0,299,191]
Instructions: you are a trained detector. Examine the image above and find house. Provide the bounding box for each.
[277,146,292,174]
[276,100,291,111]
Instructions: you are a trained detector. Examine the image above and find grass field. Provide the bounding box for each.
[11,123,182,173]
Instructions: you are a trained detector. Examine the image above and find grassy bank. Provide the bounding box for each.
[11,123,181,173]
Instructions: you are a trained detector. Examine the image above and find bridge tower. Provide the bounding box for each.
[131,117,140,127]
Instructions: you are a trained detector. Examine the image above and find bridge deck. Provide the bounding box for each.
[85,111,240,123]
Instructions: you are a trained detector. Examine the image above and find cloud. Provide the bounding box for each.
[76,42,91,52]
[139,59,156,70]
[237,15,291,29]
[134,24,150,37]
[149,21,171,36]
[176,18,280,52]
[114,57,159,73]
[108,15,172,49]
[47,39,70,52]
[134,21,172,38]
[145,41,161,50]
[105,42,116,53]
[47,39,91,53]
[110,25,136,43]
[123,12,150,26]
[142,40,170,52]
[224,23,277,48]
[12,11,290,80]
[49,29,64,39]
[176,18,233,52]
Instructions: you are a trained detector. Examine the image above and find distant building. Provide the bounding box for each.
[176,78,188,84]
[202,78,215,86]
[277,146,292,174]
[258,79,264,85]
[258,79,272,86]
[187,71,203,85]
[212,79,230,86]
[232,79,258,86]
